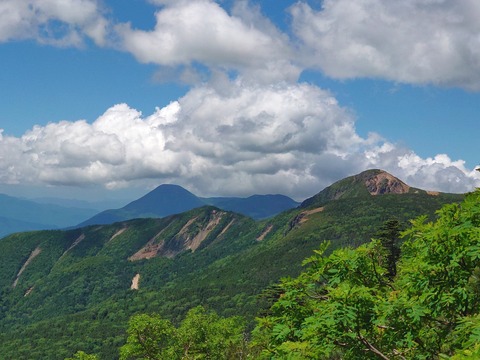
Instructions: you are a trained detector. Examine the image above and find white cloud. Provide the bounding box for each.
[0,0,108,46]
[116,0,298,83]
[0,80,478,200]
[0,0,477,202]
[291,0,480,89]
[363,143,480,193]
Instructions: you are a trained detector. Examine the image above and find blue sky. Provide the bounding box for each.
[0,0,479,202]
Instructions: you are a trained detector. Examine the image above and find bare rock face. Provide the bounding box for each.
[129,209,231,261]
[365,171,410,195]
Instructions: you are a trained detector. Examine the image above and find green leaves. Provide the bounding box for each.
[253,239,391,359]
[119,306,246,360]
[120,313,176,360]
[253,189,480,359]
[65,351,99,360]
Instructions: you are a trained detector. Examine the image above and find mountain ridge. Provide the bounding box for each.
[77,185,300,227]
[301,169,436,208]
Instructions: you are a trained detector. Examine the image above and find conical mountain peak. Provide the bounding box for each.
[123,184,204,215]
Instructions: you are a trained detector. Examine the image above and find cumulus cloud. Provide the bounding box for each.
[0,80,478,199]
[0,0,478,199]
[363,143,480,193]
[0,0,108,46]
[291,0,480,89]
[116,0,298,83]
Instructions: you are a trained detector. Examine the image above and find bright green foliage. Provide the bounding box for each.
[175,306,247,359]
[120,314,176,359]
[386,190,480,358]
[252,240,391,359]
[253,189,480,359]
[120,306,246,359]
[65,351,99,360]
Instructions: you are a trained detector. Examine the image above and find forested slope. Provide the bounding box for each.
[0,170,465,359]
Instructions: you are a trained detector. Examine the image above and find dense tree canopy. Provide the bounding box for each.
[252,189,480,359]
[119,306,247,360]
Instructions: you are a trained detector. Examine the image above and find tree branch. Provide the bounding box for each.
[356,331,390,360]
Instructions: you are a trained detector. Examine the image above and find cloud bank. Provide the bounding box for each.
[0,0,107,46]
[1,80,478,199]
[4,0,480,90]
[0,0,479,199]
[291,0,480,89]
[116,0,298,83]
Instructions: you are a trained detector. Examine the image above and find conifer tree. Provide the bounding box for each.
[375,218,401,279]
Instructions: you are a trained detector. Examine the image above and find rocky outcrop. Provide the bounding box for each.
[365,171,410,195]
[129,209,231,260]
[285,207,325,234]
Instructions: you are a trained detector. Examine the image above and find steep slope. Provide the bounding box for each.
[0,206,256,322]
[0,170,465,359]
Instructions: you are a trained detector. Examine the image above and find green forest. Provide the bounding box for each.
[67,189,480,359]
[0,170,476,359]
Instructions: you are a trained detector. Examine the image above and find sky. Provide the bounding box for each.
[0,0,479,203]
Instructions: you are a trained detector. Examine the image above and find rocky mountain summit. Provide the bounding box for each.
[301,169,428,208]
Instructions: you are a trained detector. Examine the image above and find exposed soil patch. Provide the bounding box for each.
[189,212,223,251]
[128,229,167,261]
[219,219,235,237]
[61,234,86,258]
[427,191,440,196]
[285,207,325,235]
[108,227,127,243]
[24,286,34,297]
[129,242,165,261]
[257,224,273,241]
[131,211,226,260]
[131,273,140,290]
[178,217,199,236]
[300,207,324,223]
[13,247,41,288]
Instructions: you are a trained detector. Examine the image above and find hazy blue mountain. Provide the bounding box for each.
[77,184,206,227]
[33,197,127,211]
[77,184,300,227]
[0,194,98,237]
[0,216,53,238]
[203,194,300,219]
[123,184,204,216]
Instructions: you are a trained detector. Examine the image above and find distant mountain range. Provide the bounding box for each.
[0,185,299,238]
[76,184,300,227]
[0,194,98,238]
